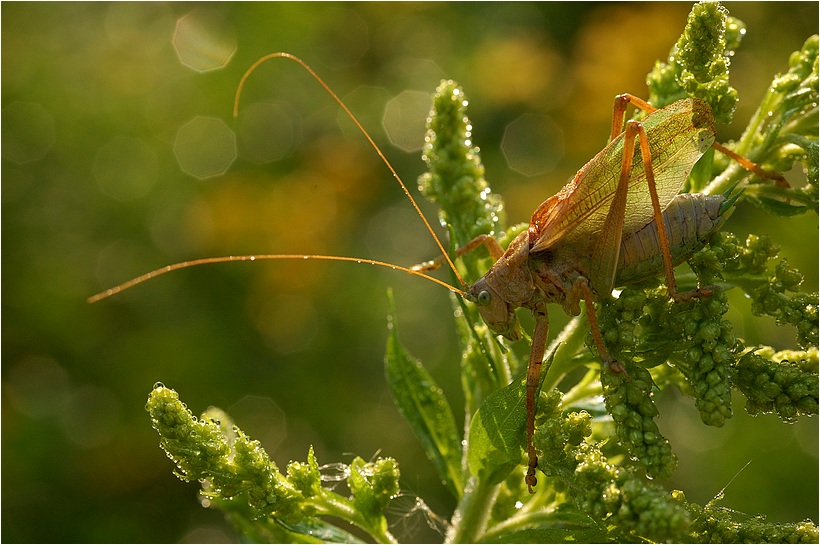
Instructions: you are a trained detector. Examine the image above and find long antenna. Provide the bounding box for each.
[233,52,467,289]
[87,255,467,304]
[89,53,473,304]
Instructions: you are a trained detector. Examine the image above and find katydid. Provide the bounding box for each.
[88,53,778,493]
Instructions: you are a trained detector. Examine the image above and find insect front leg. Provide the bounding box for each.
[525,299,549,494]
[411,233,505,273]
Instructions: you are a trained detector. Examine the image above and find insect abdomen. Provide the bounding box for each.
[615,192,735,286]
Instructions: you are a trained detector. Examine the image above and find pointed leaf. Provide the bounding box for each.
[276,518,362,544]
[385,294,464,498]
[483,508,605,543]
[467,373,528,485]
[485,527,608,544]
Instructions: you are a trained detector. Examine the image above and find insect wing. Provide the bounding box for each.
[530,98,715,254]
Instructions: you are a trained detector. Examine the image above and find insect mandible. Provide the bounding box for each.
[88,53,781,493]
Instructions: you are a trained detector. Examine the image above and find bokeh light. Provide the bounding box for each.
[501,113,564,176]
[2,101,55,164]
[174,116,237,179]
[93,136,158,201]
[237,102,299,164]
[338,85,391,142]
[382,89,433,152]
[228,395,287,454]
[6,356,71,419]
[173,8,236,72]
[104,3,172,59]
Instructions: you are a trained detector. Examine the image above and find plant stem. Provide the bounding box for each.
[445,475,500,543]
[313,493,396,544]
[542,313,589,391]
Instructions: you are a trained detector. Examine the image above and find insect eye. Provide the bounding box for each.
[477,290,492,306]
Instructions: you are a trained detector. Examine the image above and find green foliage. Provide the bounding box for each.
[598,280,740,430]
[147,384,399,543]
[734,347,818,422]
[690,232,819,349]
[417,81,505,253]
[688,499,820,543]
[705,33,819,210]
[533,390,691,543]
[146,2,817,542]
[466,370,530,486]
[601,360,678,480]
[647,1,740,123]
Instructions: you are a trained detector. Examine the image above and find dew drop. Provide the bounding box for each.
[153,381,165,390]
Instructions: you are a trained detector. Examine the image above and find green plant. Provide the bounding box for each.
[146,3,818,542]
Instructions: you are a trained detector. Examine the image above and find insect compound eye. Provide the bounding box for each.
[477,290,492,306]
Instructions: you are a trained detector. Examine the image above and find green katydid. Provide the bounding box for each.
[88,53,782,493]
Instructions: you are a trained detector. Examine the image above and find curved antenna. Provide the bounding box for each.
[87,254,468,304]
[233,52,467,289]
[89,54,472,304]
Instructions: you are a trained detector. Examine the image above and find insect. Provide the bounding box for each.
[88,53,780,493]
[413,94,745,492]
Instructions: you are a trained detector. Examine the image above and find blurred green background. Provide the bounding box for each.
[2,2,817,542]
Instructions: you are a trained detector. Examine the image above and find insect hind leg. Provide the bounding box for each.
[590,117,680,301]
[611,93,787,185]
[610,94,657,141]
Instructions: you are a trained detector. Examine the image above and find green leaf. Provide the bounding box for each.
[485,527,608,544]
[467,349,557,486]
[483,507,605,543]
[276,518,363,544]
[744,193,814,216]
[384,291,464,498]
[467,373,528,485]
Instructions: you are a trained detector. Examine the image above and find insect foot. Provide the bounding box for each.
[672,285,717,303]
[606,358,630,377]
[525,463,538,494]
